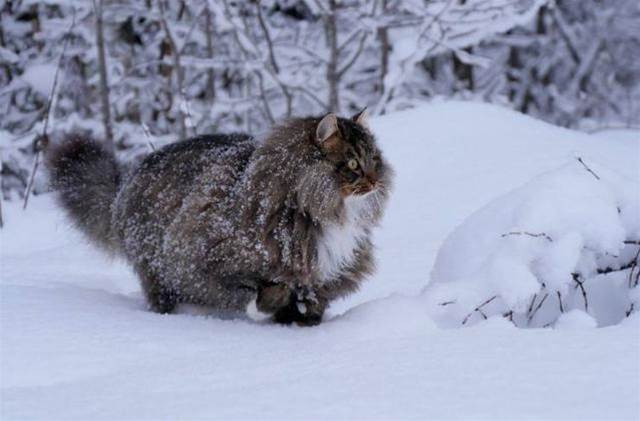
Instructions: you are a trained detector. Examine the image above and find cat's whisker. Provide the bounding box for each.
[374,193,382,213]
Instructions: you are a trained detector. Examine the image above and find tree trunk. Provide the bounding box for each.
[204,5,216,101]
[94,0,115,154]
[159,0,187,140]
[377,0,389,94]
[324,0,339,112]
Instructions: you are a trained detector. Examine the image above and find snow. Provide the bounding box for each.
[20,64,57,96]
[555,310,598,330]
[425,159,639,328]
[2,101,639,419]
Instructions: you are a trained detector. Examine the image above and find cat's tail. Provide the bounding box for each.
[46,135,121,254]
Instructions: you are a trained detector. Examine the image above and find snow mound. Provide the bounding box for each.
[425,158,640,328]
[555,310,598,330]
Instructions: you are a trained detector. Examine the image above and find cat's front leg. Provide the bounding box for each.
[272,286,327,326]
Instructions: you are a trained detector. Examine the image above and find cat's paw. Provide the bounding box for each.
[294,299,325,326]
[272,297,325,327]
[256,283,293,314]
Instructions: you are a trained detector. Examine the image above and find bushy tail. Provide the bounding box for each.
[46,135,121,253]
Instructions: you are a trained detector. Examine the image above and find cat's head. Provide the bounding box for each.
[315,110,391,198]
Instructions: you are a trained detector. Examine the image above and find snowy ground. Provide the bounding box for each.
[2,101,639,420]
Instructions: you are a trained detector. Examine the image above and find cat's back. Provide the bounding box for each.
[113,133,256,253]
[138,133,255,177]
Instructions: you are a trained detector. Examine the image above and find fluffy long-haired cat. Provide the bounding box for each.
[46,111,393,325]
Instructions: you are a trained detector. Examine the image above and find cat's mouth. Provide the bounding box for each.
[344,179,379,196]
[353,184,376,196]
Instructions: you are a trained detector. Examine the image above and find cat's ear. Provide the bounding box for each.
[316,113,341,149]
[352,108,369,129]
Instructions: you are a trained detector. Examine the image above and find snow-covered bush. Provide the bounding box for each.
[424,158,640,328]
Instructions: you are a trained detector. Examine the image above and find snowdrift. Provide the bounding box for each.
[2,101,639,419]
[426,159,639,328]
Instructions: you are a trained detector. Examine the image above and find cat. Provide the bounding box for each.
[46,111,393,325]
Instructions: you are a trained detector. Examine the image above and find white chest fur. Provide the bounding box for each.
[316,195,371,282]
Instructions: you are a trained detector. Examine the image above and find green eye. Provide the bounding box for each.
[347,159,359,170]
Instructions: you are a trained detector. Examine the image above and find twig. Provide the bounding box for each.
[439,300,456,306]
[0,154,4,229]
[527,292,549,324]
[501,231,553,242]
[254,1,292,116]
[572,273,588,311]
[462,295,497,325]
[576,157,600,180]
[557,291,564,313]
[22,7,75,210]
[337,31,368,79]
[181,87,195,133]
[628,246,640,288]
[595,241,640,284]
[597,259,637,275]
[625,303,635,317]
[503,310,516,326]
[527,293,538,315]
[141,123,155,152]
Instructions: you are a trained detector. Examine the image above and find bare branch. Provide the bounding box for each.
[557,291,564,313]
[254,1,293,117]
[337,31,368,79]
[141,123,156,152]
[503,310,517,326]
[501,231,553,242]
[255,2,279,74]
[572,273,589,312]
[23,7,76,210]
[255,70,275,124]
[462,295,497,325]
[549,1,580,64]
[292,86,328,110]
[527,293,538,315]
[0,154,4,229]
[527,292,549,324]
[627,246,640,288]
[576,157,600,180]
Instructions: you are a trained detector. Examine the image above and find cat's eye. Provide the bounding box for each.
[347,159,359,170]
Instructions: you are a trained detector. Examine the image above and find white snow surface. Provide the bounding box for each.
[2,101,639,419]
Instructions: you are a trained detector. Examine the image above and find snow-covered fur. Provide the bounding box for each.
[46,114,392,325]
